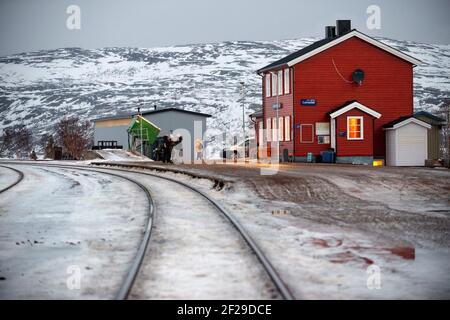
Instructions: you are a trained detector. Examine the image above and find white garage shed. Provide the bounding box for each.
[384,116,431,166]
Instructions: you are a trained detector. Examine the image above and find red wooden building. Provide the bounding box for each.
[253,20,423,164]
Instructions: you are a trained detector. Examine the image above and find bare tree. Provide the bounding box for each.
[0,125,32,158]
[0,128,15,157]
[43,135,55,159]
[15,126,32,158]
[438,98,450,167]
[55,117,91,160]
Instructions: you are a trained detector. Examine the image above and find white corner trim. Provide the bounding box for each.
[330,101,381,119]
[385,117,432,130]
[330,118,336,149]
[286,30,423,67]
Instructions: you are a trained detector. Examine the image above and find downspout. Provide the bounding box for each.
[335,119,338,160]
[292,67,295,161]
[259,72,265,160]
[373,117,375,161]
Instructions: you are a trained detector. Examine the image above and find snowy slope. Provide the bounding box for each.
[0,38,449,150]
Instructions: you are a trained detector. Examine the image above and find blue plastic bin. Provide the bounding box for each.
[321,151,335,163]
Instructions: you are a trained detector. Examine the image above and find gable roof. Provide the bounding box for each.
[257,36,339,74]
[257,30,423,74]
[383,116,431,130]
[329,100,381,119]
[128,115,161,145]
[93,107,211,122]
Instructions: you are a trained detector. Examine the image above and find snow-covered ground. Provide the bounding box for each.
[88,167,278,299]
[0,164,148,299]
[0,163,280,299]
[112,164,450,299]
[95,149,152,162]
[1,161,449,299]
[0,166,20,191]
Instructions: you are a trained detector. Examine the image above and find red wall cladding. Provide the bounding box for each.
[292,37,413,157]
[335,109,374,157]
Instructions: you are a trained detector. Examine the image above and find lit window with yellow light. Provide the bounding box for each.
[347,116,363,140]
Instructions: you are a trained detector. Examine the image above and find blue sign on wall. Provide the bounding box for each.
[294,124,301,129]
[300,99,317,106]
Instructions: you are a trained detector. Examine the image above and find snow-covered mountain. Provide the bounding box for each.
[0,37,449,147]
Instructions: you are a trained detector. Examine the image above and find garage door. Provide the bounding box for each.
[397,124,427,166]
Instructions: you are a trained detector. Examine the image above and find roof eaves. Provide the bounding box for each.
[414,111,446,124]
[329,100,381,119]
[383,116,432,130]
[142,107,212,118]
[257,29,423,74]
[287,30,423,67]
[92,114,133,122]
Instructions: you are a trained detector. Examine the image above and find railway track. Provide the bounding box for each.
[90,163,296,300]
[0,161,295,300]
[0,165,25,194]
[0,162,154,300]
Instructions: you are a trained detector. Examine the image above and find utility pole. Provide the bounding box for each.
[138,102,143,155]
[240,81,246,148]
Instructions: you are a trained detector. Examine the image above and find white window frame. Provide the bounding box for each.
[278,70,283,96]
[278,117,284,141]
[271,73,277,97]
[347,116,364,140]
[331,118,336,149]
[284,68,290,94]
[272,118,278,142]
[284,116,291,141]
[258,121,264,145]
[315,122,330,135]
[265,74,271,97]
[266,118,272,141]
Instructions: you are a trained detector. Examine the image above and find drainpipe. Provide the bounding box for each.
[258,72,264,160]
[292,67,295,161]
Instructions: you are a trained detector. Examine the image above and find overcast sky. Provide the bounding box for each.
[0,0,449,56]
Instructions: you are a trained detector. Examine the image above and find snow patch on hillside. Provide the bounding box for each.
[0,38,448,156]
